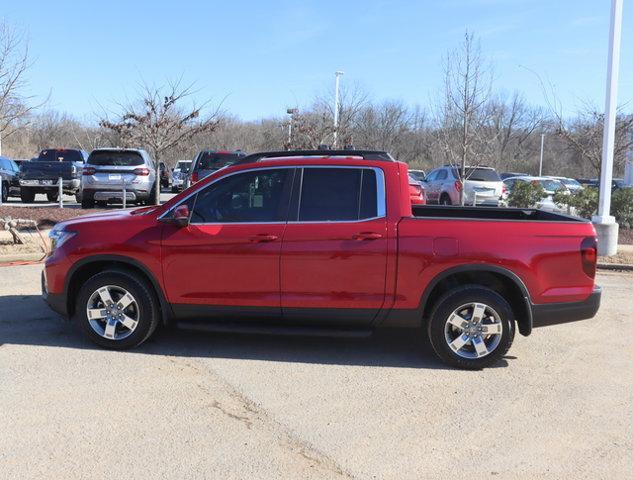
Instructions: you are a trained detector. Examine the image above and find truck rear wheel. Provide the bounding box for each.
[1,182,8,203]
[74,270,160,350]
[427,286,515,369]
[20,189,35,203]
[47,191,59,202]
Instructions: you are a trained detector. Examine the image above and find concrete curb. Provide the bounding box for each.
[597,262,633,272]
[0,251,46,265]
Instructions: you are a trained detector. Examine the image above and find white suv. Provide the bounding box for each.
[424,166,504,206]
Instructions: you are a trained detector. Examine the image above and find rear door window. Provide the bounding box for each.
[452,167,501,182]
[88,151,144,166]
[296,168,379,222]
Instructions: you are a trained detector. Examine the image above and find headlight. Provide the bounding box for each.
[49,226,76,252]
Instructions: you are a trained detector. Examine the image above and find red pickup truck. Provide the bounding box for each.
[43,150,601,369]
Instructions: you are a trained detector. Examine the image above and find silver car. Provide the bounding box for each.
[424,165,504,206]
[171,160,192,192]
[81,148,157,208]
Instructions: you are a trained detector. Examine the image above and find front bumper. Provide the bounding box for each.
[42,270,67,317]
[531,286,602,328]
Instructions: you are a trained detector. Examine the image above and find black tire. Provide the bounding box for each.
[20,189,35,203]
[1,182,8,203]
[149,185,159,205]
[171,186,179,193]
[74,270,160,350]
[46,191,59,202]
[440,193,452,206]
[75,190,82,203]
[427,286,515,369]
[81,195,94,209]
[96,200,108,208]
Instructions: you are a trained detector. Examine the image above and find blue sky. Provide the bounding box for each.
[5,0,632,122]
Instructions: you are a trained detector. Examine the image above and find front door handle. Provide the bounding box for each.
[250,234,279,243]
[352,232,383,240]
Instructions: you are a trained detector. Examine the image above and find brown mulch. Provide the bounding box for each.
[0,206,106,229]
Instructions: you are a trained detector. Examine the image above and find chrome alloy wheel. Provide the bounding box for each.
[444,302,503,359]
[86,285,140,341]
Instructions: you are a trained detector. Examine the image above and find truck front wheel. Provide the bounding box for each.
[47,191,59,202]
[427,286,515,369]
[74,270,160,350]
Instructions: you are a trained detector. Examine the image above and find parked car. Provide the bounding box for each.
[18,148,87,203]
[500,172,528,180]
[503,176,571,214]
[408,169,426,183]
[424,165,504,206]
[43,149,601,370]
[171,160,192,192]
[0,156,21,202]
[159,162,171,189]
[408,174,426,205]
[189,150,247,184]
[547,176,583,193]
[80,148,157,208]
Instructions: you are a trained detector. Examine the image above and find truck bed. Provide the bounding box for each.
[412,205,584,223]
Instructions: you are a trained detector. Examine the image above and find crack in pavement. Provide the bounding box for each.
[167,356,356,479]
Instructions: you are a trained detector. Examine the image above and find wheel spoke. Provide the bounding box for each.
[103,318,117,339]
[448,333,470,352]
[471,303,486,323]
[481,323,502,335]
[117,292,135,311]
[119,314,138,331]
[472,336,489,357]
[97,287,114,306]
[447,313,468,330]
[87,308,107,320]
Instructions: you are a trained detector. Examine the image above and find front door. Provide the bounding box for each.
[281,167,388,326]
[162,167,295,320]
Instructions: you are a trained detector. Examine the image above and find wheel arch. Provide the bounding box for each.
[420,264,533,336]
[65,255,172,325]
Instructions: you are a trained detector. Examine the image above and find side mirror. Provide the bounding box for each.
[163,204,190,227]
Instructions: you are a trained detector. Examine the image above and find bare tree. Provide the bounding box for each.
[554,103,633,176]
[0,21,42,153]
[100,78,221,204]
[436,32,493,204]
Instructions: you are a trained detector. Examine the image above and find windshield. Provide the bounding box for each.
[560,178,581,188]
[37,149,83,162]
[537,179,565,192]
[88,151,144,166]
[177,161,191,172]
[452,167,501,182]
[196,152,241,170]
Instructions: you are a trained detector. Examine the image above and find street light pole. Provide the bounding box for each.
[333,71,344,148]
[286,108,298,150]
[592,0,623,256]
[539,133,545,176]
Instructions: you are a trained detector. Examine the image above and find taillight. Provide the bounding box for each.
[454,180,463,192]
[191,172,199,183]
[581,237,597,278]
[82,167,95,176]
[410,184,422,196]
[502,184,507,194]
[133,168,150,176]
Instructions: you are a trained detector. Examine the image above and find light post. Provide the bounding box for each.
[539,133,545,176]
[286,108,298,150]
[593,0,623,256]
[333,71,344,148]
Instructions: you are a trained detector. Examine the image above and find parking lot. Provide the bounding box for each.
[1,191,178,208]
[0,265,631,479]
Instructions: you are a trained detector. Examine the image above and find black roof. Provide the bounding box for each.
[236,150,394,164]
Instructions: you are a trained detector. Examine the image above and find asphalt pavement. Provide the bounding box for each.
[0,266,631,479]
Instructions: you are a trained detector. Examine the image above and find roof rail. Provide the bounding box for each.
[236,149,395,164]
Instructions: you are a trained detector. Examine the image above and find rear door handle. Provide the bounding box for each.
[250,234,279,243]
[352,232,383,240]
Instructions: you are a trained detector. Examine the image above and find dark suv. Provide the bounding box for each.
[189,150,247,184]
[0,156,21,202]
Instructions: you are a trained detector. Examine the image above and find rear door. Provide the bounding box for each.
[280,166,388,326]
[162,167,295,319]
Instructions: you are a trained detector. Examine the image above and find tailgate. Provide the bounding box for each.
[20,162,75,180]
